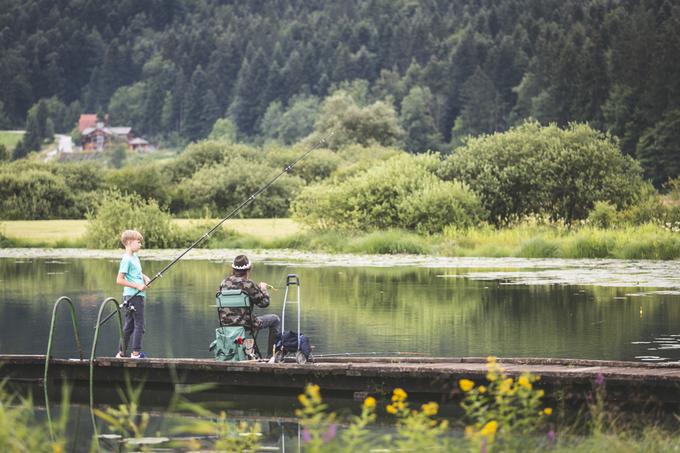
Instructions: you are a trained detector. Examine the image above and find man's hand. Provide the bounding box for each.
[258,282,269,294]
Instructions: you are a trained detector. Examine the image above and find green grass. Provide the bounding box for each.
[3,219,680,260]
[1,218,300,247]
[0,130,23,149]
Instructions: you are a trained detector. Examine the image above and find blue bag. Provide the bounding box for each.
[275,330,311,358]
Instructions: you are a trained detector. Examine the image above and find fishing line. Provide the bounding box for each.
[98,131,333,328]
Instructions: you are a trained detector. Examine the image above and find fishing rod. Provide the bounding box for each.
[98,132,333,328]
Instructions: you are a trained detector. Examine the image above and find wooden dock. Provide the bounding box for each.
[2,355,680,406]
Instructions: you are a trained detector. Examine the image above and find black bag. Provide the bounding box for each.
[275,330,311,358]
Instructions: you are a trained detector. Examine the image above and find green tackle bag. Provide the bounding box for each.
[209,326,247,362]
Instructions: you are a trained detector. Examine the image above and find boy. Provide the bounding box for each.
[115,229,150,359]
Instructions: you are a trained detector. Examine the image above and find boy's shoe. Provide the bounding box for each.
[115,351,124,358]
[130,352,146,359]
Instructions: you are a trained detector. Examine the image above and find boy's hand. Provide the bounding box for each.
[143,275,151,285]
[137,283,147,291]
[258,282,269,294]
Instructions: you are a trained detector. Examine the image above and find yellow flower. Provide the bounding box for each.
[459,379,475,392]
[479,385,487,394]
[298,394,309,406]
[486,372,497,382]
[518,375,532,390]
[480,420,498,437]
[544,407,553,416]
[386,404,397,415]
[363,396,376,410]
[392,388,407,401]
[307,384,320,398]
[487,356,497,364]
[537,389,545,397]
[499,378,513,394]
[421,402,439,416]
[464,426,475,438]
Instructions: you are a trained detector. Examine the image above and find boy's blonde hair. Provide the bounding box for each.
[120,229,143,246]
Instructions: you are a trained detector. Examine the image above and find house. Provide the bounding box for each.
[78,114,97,133]
[78,114,150,151]
[129,137,150,152]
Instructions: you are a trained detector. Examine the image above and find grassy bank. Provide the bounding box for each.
[0,218,299,247]
[3,219,680,260]
[0,130,23,149]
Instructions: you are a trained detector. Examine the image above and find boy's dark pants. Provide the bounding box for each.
[121,295,145,353]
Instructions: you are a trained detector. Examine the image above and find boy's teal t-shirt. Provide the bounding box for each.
[118,253,146,298]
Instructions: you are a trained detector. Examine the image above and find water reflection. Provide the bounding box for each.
[2,257,680,362]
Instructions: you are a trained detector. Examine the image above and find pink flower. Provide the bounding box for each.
[595,373,605,386]
[323,423,337,442]
[302,428,311,442]
[547,430,555,443]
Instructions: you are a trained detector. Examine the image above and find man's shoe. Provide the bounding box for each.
[115,351,124,358]
[130,352,146,359]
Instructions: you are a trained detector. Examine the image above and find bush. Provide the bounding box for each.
[166,141,261,182]
[292,153,484,233]
[399,179,485,234]
[587,201,618,228]
[106,163,172,207]
[440,121,645,225]
[171,159,303,218]
[85,191,176,248]
[0,169,78,219]
[265,145,342,183]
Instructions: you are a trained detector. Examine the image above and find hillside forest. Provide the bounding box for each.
[0,0,679,184]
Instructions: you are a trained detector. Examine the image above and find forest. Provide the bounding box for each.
[1,0,679,185]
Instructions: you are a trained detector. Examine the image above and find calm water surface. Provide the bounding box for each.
[2,252,680,362]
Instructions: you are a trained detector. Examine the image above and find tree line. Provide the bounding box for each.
[1,0,679,184]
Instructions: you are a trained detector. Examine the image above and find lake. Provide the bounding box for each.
[2,249,680,363]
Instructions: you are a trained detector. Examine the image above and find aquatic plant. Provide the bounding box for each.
[295,384,337,453]
[0,384,66,452]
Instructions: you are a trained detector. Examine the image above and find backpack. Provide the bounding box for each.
[275,330,312,359]
[209,326,247,361]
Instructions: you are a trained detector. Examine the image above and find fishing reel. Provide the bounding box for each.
[120,300,136,312]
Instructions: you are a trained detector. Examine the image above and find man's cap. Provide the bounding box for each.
[232,254,252,270]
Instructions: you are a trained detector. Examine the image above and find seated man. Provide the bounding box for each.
[218,254,281,357]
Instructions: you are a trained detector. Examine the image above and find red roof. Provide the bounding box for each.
[78,114,97,132]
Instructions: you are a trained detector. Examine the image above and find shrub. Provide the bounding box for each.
[165,141,261,182]
[440,121,645,225]
[292,153,483,233]
[106,163,172,207]
[0,169,78,219]
[399,179,485,233]
[265,145,342,183]
[85,191,176,248]
[587,201,618,228]
[171,159,303,218]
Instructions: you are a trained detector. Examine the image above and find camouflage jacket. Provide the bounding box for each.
[217,275,270,328]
